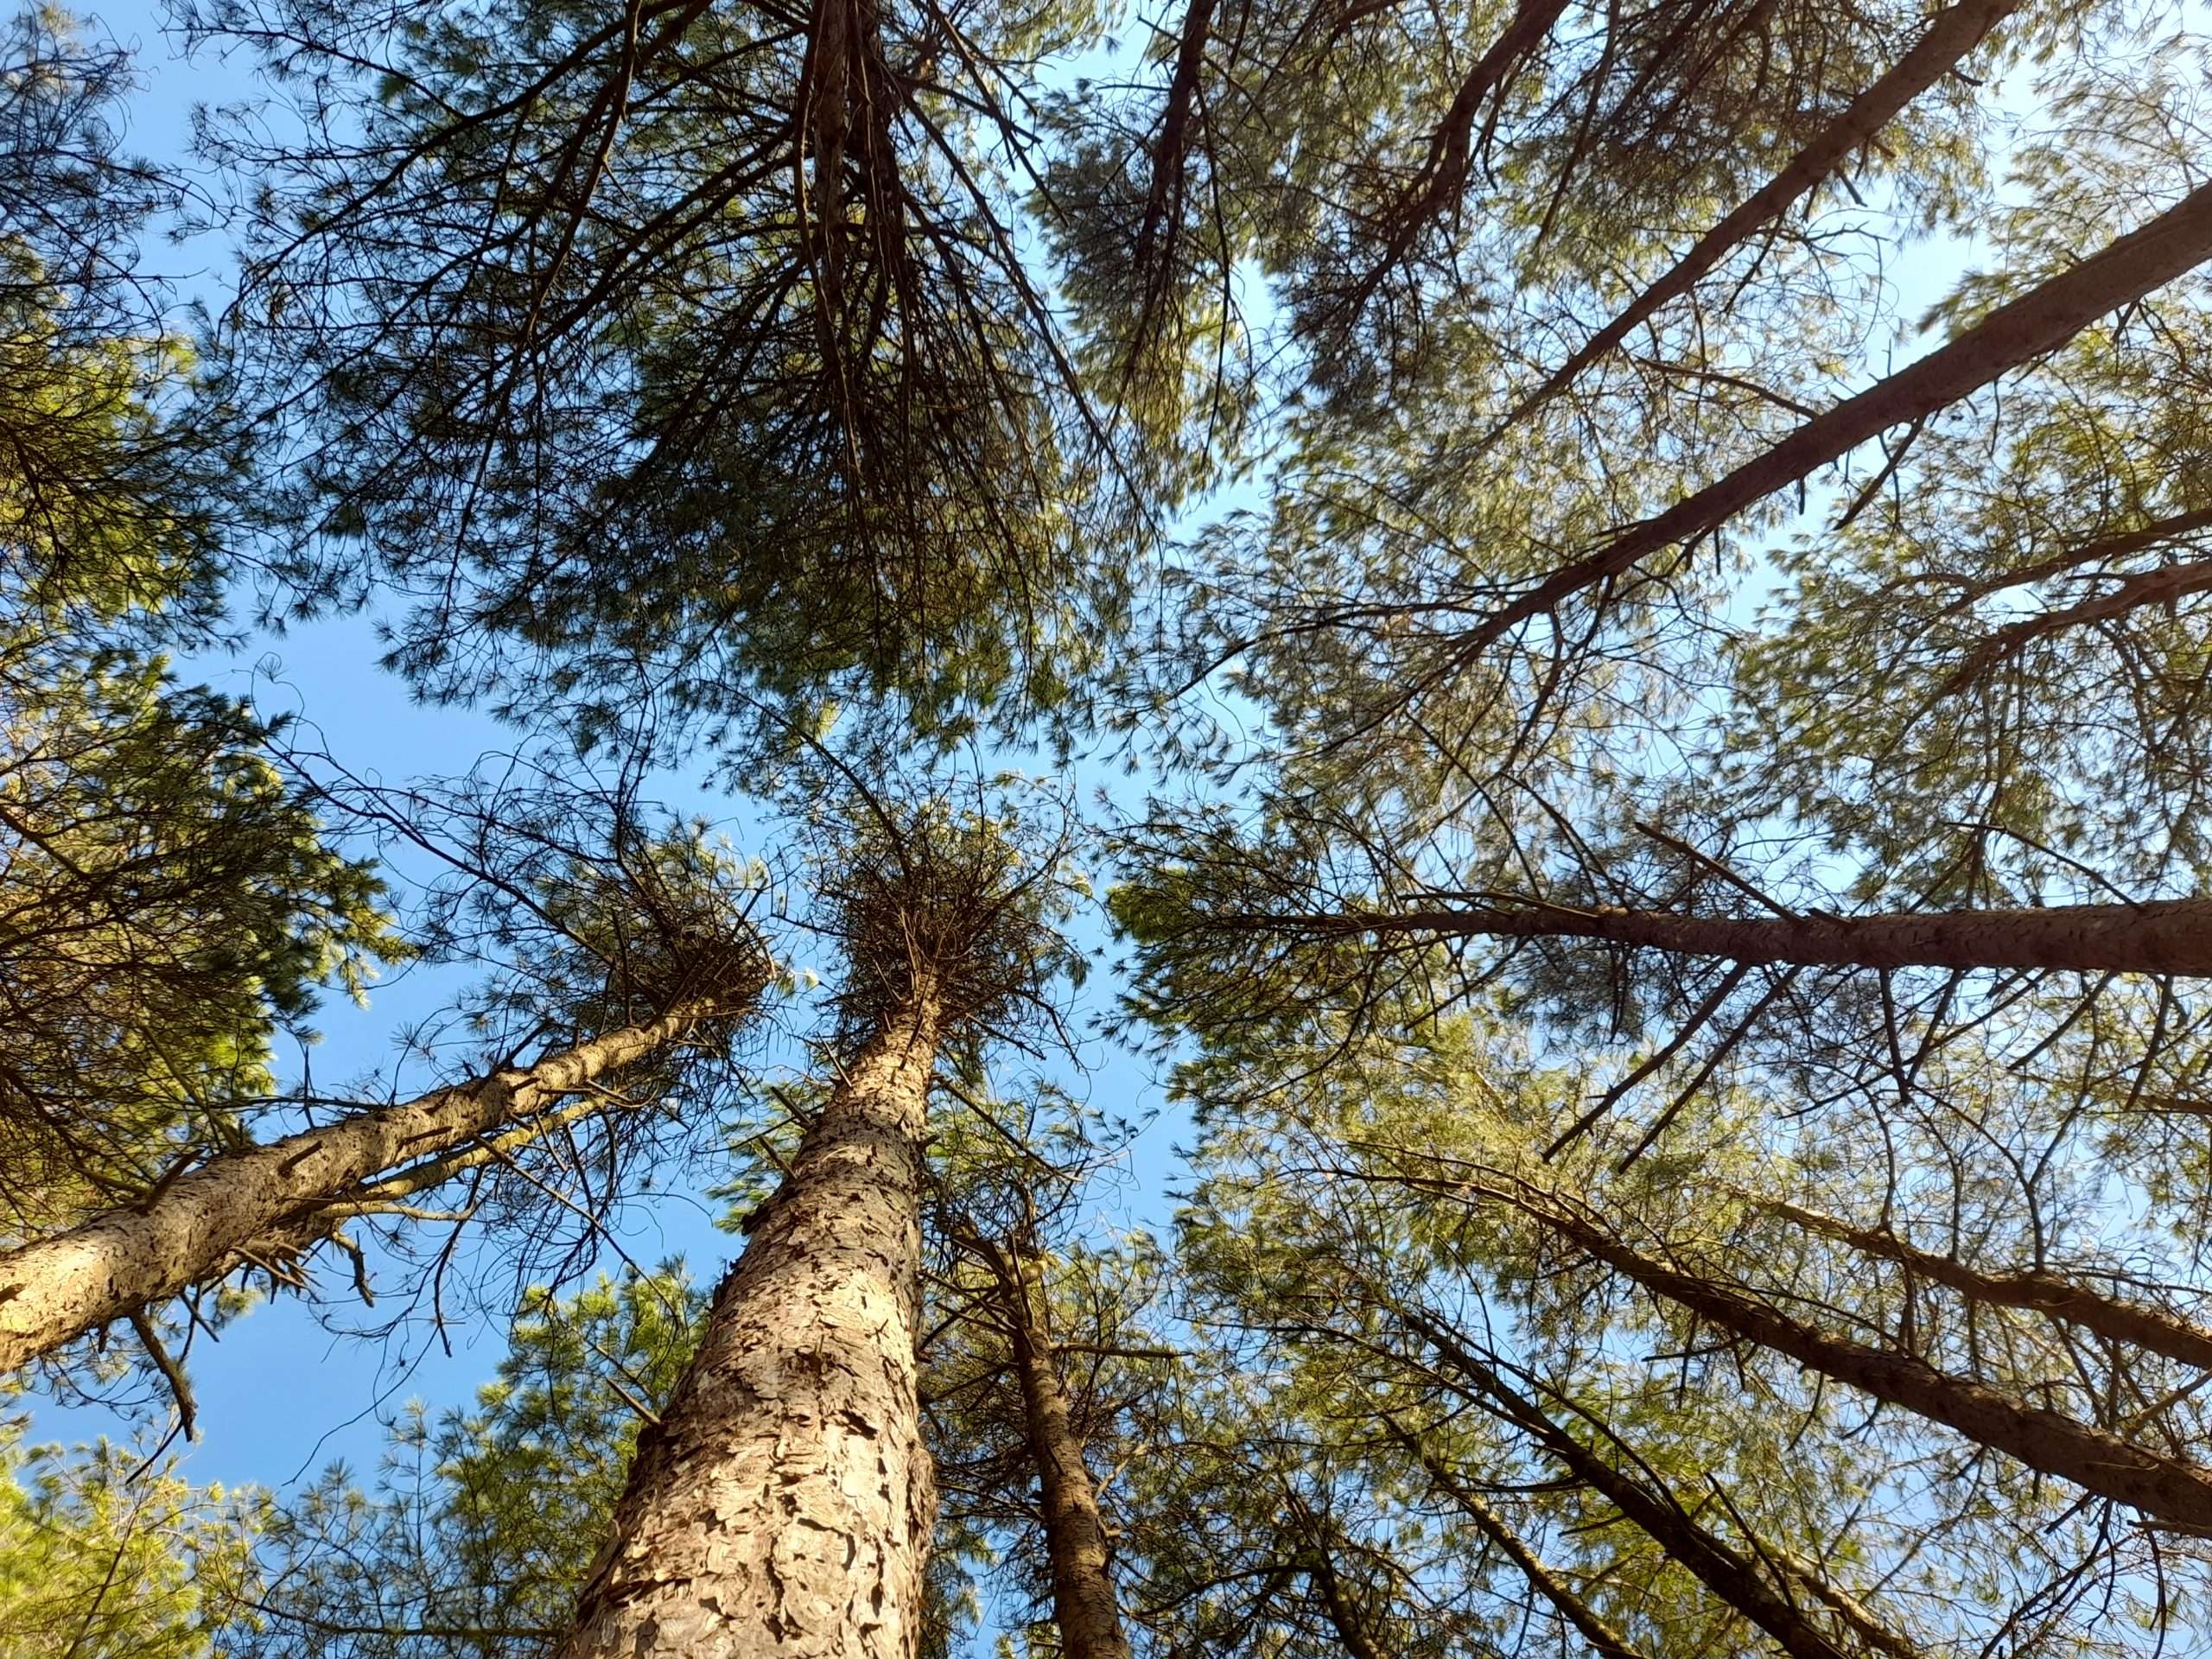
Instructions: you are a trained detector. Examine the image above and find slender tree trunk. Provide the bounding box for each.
[556,987,943,1659]
[1758,1197,2212,1370]
[1134,0,1217,278]
[1404,1309,1872,1659]
[1467,175,2212,647]
[1347,0,1572,307]
[1509,1192,2212,1529]
[982,1245,1133,1659]
[1397,1433,1649,1659]
[1301,1547,1384,1659]
[0,995,741,1372]
[1493,0,2024,435]
[1288,892,2212,976]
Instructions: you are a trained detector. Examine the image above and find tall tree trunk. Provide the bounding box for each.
[980,1243,1133,1659]
[1492,0,2024,435]
[556,986,943,1659]
[1503,1189,2212,1529]
[0,995,743,1372]
[1465,176,2212,648]
[1287,892,2212,976]
[1758,1197,2212,1370]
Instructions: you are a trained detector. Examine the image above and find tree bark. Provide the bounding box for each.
[980,1243,1133,1659]
[1759,1198,2212,1371]
[1405,1309,1870,1659]
[1511,1193,2212,1529]
[1286,892,2212,977]
[1493,0,2024,435]
[1466,175,2212,648]
[555,988,943,1659]
[1302,1545,1385,1659]
[0,995,741,1373]
[1345,0,1573,309]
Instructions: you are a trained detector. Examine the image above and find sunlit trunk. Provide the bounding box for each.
[556,986,942,1659]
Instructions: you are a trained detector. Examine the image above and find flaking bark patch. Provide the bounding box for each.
[556,995,942,1659]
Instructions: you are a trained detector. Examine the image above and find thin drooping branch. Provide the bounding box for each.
[1757,1197,2212,1372]
[0,994,749,1372]
[1490,0,2024,436]
[1464,176,2212,647]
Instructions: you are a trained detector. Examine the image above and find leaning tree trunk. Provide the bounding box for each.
[1758,1197,2212,1370]
[0,993,747,1373]
[1491,0,2024,435]
[555,985,944,1659]
[1398,1433,1649,1659]
[1304,893,2212,977]
[1468,175,2212,646]
[1405,1308,1872,1659]
[982,1243,1132,1659]
[1504,1190,2212,1529]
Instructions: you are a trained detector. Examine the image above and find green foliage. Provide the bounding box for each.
[205,0,1146,754]
[0,644,400,1231]
[0,7,402,1237]
[0,1421,259,1659]
[242,1268,705,1659]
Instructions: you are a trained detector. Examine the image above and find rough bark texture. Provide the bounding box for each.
[1497,0,2023,432]
[988,1250,1133,1659]
[0,999,733,1372]
[1310,893,2212,976]
[1524,1199,2212,1529]
[1763,1198,2212,1371]
[555,992,942,1659]
[1470,175,2212,646]
[1408,1310,1867,1659]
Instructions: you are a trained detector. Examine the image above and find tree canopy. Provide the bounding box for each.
[11,0,2212,1653]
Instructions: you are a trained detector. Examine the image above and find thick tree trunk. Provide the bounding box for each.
[0,997,737,1372]
[1468,176,2212,647]
[555,989,942,1659]
[1514,1194,2212,1529]
[984,1247,1133,1659]
[1296,893,2212,976]
[1494,0,2023,434]
[1760,1198,2212,1371]
[1406,1309,1869,1659]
